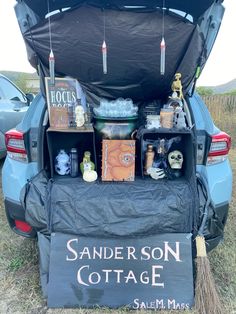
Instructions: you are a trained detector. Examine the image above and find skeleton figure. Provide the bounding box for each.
[171,73,183,100]
[75,105,85,127]
[168,150,183,169]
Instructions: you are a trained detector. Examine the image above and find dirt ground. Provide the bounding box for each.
[0,152,235,314]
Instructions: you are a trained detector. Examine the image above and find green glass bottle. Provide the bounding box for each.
[80,151,95,174]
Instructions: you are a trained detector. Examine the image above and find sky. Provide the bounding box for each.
[0,0,235,87]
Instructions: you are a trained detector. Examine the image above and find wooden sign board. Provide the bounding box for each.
[47,233,194,309]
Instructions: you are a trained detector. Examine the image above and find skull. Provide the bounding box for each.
[168,150,183,169]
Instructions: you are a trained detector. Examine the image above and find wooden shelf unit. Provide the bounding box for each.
[46,127,97,178]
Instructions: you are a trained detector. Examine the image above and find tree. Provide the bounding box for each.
[14,73,31,94]
[196,86,214,96]
[223,89,236,96]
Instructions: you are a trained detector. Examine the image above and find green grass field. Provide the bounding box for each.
[0,99,235,313]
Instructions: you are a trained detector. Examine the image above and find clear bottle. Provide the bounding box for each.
[144,144,155,175]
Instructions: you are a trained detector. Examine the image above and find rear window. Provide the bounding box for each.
[45,5,193,23]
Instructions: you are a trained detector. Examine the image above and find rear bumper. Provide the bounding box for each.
[0,150,6,159]
[4,196,229,246]
[4,197,36,238]
[204,202,229,252]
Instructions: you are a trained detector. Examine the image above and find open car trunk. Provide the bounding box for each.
[18,2,208,228]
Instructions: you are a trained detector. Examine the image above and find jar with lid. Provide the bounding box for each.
[160,108,174,128]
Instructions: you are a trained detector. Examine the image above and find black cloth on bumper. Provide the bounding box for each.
[21,171,197,237]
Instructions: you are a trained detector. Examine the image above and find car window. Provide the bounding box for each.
[0,77,26,102]
[0,87,3,100]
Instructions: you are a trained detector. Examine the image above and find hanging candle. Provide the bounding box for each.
[49,49,55,85]
[102,40,107,74]
[160,37,166,76]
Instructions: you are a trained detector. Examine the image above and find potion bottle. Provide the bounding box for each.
[80,151,95,174]
[144,144,155,175]
[70,148,79,177]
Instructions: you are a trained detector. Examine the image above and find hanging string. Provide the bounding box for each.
[160,0,166,76]
[102,9,107,74]
[47,0,55,85]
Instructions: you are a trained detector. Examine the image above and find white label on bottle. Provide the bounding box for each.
[84,163,91,171]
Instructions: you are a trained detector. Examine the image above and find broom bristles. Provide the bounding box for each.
[195,236,224,314]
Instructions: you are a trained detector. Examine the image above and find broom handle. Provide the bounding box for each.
[196,173,211,236]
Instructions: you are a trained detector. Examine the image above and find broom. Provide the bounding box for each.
[194,175,224,314]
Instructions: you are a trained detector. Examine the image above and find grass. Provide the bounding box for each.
[0,99,236,313]
[203,95,236,147]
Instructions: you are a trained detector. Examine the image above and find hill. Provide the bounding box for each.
[200,78,236,94]
[2,71,235,95]
[0,70,38,81]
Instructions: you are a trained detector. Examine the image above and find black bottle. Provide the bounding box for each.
[70,148,79,177]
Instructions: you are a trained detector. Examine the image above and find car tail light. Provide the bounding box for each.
[5,129,28,163]
[207,132,231,165]
[14,220,32,233]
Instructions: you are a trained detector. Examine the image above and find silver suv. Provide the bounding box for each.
[0,74,33,158]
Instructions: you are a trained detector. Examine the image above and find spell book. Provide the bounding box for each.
[101,139,135,181]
